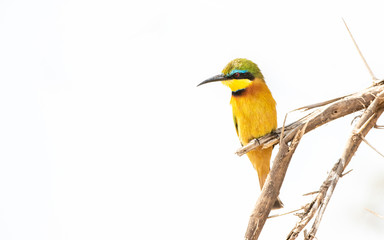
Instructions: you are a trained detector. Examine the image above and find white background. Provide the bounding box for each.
[1,0,384,239]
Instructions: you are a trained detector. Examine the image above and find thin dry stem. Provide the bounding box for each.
[302,191,320,196]
[365,208,384,220]
[342,18,378,82]
[341,169,353,177]
[293,95,348,112]
[279,113,288,147]
[361,137,384,158]
[268,208,304,219]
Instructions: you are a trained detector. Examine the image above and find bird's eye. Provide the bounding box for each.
[234,72,240,78]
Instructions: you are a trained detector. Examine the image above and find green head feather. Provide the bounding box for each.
[222,58,264,80]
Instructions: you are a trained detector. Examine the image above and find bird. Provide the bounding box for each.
[198,58,283,209]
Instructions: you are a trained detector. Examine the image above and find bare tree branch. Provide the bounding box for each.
[238,20,384,240]
[244,122,308,240]
[236,82,384,157]
[287,90,384,240]
[240,83,384,240]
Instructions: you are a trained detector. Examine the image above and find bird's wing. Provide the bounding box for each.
[233,114,239,137]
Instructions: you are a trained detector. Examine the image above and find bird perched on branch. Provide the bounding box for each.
[198,58,283,209]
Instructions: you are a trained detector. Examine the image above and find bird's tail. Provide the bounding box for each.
[247,147,284,210]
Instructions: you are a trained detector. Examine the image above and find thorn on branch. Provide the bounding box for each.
[292,95,347,112]
[361,136,384,158]
[353,113,376,135]
[303,191,320,196]
[280,113,288,146]
[268,208,303,219]
[351,114,361,125]
[365,208,384,220]
[341,169,353,177]
[342,18,378,82]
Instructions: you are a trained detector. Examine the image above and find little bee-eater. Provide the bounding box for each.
[198,58,283,209]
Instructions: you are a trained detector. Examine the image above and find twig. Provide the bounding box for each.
[361,136,384,158]
[287,192,323,240]
[279,113,288,147]
[357,114,377,136]
[341,169,353,177]
[268,208,303,219]
[365,208,384,220]
[342,18,378,82]
[302,191,319,196]
[354,113,376,135]
[304,159,345,240]
[293,95,348,112]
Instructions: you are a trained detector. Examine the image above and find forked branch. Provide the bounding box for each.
[236,82,384,157]
[287,90,384,240]
[242,82,384,240]
[244,122,308,240]
[241,19,384,240]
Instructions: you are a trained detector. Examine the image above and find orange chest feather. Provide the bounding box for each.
[230,80,277,145]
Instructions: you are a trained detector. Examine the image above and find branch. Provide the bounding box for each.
[244,122,308,240]
[238,20,384,240]
[240,84,384,240]
[236,82,384,157]
[287,90,384,240]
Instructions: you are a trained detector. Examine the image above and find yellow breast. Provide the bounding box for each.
[230,78,277,145]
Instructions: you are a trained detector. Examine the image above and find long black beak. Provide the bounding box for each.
[197,74,229,87]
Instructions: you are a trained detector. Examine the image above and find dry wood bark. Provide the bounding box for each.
[244,123,307,240]
[237,82,384,157]
[240,81,384,240]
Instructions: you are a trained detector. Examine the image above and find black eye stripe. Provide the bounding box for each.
[231,72,254,80]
